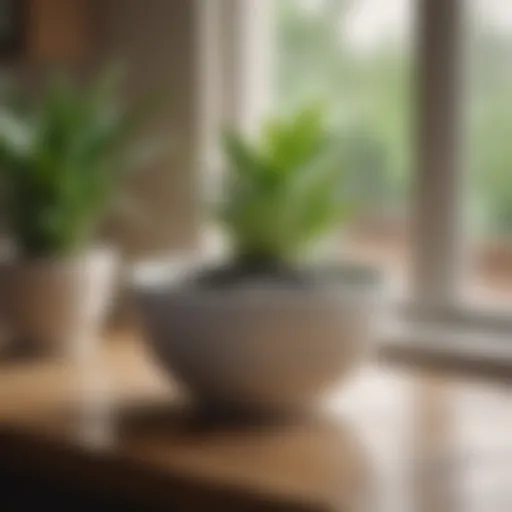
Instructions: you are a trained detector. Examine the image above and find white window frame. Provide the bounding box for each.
[195,0,512,341]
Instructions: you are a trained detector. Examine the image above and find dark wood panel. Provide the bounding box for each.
[0,0,25,58]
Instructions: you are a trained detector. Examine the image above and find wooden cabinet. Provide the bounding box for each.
[26,0,92,62]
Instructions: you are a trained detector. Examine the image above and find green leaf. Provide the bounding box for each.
[262,103,325,174]
[219,104,356,265]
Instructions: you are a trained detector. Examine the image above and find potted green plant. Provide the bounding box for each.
[0,72,152,357]
[135,106,384,413]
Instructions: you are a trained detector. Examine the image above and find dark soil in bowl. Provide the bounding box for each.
[189,260,381,291]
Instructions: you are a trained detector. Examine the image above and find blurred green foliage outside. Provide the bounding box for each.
[275,0,512,239]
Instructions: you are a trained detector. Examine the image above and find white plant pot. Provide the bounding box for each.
[134,259,385,413]
[0,247,117,358]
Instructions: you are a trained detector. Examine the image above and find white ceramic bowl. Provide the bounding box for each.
[134,259,384,413]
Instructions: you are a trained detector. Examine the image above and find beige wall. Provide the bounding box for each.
[93,0,200,259]
[3,0,201,259]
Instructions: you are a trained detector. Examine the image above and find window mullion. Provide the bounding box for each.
[412,0,466,312]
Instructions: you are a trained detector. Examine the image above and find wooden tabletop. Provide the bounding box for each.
[0,333,510,511]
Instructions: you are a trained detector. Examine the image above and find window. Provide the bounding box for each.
[466,0,512,307]
[273,0,413,295]
[198,0,512,334]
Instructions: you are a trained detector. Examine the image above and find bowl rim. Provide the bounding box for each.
[131,255,387,304]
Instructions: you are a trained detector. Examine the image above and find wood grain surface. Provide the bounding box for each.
[0,331,510,511]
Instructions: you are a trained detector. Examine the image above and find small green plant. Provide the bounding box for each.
[0,71,154,257]
[220,105,354,270]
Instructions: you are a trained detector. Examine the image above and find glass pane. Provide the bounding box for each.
[466,0,512,305]
[273,0,413,295]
